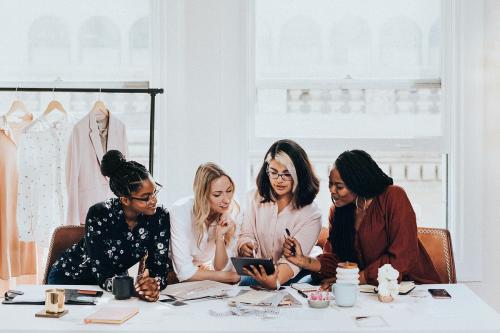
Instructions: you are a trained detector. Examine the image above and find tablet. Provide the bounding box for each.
[230,257,275,276]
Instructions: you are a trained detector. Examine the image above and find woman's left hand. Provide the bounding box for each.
[215,215,235,239]
[242,264,279,290]
[135,269,160,302]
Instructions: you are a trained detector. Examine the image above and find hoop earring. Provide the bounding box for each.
[355,196,359,209]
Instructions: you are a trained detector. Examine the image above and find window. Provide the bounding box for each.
[253,0,446,228]
[0,0,154,166]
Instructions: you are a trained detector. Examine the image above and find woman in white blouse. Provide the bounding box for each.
[170,163,241,283]
[238,139,322,290]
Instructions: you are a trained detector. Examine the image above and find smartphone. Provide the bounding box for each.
[428,288,452,299]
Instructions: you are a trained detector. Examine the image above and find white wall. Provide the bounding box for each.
[151,0,500,313]
[466,0,500,313]
[154,0,249,206]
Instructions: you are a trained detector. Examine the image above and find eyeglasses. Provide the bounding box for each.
[267,169,293,182]
[129,182,163,203]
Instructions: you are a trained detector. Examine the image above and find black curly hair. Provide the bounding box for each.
[100,150,150,197]
[330,150,393,262]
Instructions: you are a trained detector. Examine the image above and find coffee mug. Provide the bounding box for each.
[45,288,65,313]
[332,283,358,307]
[112,275,134,300]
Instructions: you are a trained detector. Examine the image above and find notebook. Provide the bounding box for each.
[290,283,320,293]
[359,281,416,295]
[84,307,139,324]
[230,290,302,307]
[161,280,232,301]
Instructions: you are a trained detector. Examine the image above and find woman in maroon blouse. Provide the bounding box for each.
[283,150,441,287]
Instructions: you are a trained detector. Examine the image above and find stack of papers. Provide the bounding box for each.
[161,280,233,301]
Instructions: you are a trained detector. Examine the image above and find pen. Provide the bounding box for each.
[297,290,308,298]
[285,228,296,256]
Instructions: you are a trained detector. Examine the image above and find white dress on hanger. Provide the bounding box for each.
[16,112,72,247]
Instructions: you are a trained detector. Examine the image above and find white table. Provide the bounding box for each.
[1,284,499,332]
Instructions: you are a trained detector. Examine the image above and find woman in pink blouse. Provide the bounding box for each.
[237,139,322,290]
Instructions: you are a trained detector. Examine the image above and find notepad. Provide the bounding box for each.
[359,281,415,295]
[84,307,139,324]
[290,282,320,293]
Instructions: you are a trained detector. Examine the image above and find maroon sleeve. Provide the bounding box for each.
[312,205,341,280]
[363,186,419,284]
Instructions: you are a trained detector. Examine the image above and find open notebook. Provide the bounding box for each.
[359,281,416,295]
[84,307,139,324]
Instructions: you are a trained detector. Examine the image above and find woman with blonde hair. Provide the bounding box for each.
[170,162,241,283]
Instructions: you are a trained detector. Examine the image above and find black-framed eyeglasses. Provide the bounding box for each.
[266,169,293,182]
[129,182,163,203]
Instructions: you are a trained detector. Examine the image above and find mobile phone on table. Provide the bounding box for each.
[428,288,451,299]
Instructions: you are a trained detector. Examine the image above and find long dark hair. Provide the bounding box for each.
[256,139,319,208]
[100,150,150,198]
[330,150,393,262]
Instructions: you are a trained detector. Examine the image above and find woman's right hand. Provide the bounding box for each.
[239,242,256,257]
[283,237,305,267]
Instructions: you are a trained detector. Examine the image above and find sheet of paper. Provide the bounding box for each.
[161,280,233,300]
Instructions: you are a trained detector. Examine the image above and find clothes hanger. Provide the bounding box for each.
[91,88,109,119]
[42,86,67,116]
[4,87,33,121]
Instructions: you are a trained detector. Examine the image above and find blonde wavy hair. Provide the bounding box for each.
[193,162,238,247]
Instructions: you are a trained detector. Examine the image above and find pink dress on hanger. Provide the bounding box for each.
[0,115,36,279]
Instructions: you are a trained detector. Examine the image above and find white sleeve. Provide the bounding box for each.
[170,201,198,281]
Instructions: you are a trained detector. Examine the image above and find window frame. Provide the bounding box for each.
[248,0,483,282]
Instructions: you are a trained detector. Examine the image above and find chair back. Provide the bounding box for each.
[43,225,85,284]
[417,227,456,283]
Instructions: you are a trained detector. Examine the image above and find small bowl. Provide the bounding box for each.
[308,299,330,309]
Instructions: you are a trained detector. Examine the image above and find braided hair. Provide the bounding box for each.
[330,150,393,262]
[100,150,150,198]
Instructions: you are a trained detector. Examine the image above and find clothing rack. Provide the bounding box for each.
[0,87,164,175]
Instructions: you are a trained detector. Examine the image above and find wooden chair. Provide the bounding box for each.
[43,225,85,284]
[417,227,457,283]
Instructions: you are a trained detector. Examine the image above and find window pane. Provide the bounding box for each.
[256,0,441,79]
[0,0,151,81]
[254,0,443,141]
[256,86,441,139]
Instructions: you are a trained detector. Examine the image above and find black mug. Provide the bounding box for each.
[112,275,134,300]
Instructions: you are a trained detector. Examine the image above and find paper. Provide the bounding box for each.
[161,280,233,300]
[290,283,320,293]
[230,290,302,307]
[359,281,415,295]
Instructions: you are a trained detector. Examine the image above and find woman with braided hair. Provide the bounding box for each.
[282,150,442,288]
[48,150,170,302]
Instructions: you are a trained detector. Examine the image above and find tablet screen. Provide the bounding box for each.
[231,257,275,276]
